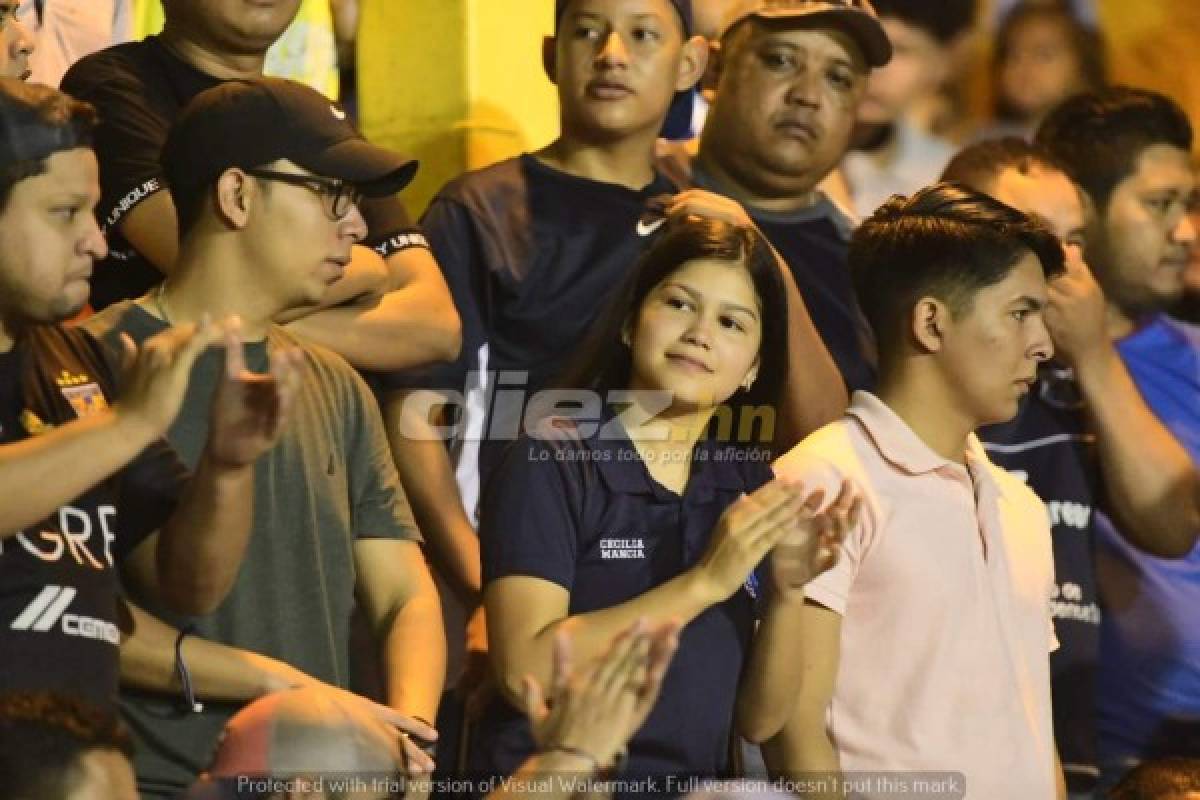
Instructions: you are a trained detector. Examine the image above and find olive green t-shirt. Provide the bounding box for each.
[85,302,420,797]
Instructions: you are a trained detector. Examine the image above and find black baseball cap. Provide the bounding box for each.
[720,0,893,68]
[162,77,418,199]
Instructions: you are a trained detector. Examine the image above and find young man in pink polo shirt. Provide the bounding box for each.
[758,184,1069,799]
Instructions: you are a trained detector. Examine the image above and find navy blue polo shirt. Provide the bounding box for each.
[474,417,773,791]
[978,363,1101,791]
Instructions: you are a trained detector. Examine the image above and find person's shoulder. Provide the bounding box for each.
[811,191,859,241]
[984,452,1047,512]
[61,39,157,93]
[23,323,104,365]
[270,326,352,378]
[772,417,862,482]
[432,155,528,207]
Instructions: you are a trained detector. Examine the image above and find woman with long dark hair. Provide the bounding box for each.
[471,216,857,788]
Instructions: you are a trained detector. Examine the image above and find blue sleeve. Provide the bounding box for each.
[374,196,487,395]
[479,438,583,591]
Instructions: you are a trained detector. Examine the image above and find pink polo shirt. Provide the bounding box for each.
[774,392,1058,800]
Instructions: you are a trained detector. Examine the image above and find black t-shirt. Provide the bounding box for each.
[60,37,420,311]
[692,167,877,393]
[978,364,1101,788]
[0,326,186,709]
[61,36,220,311]
[386,154,678,482]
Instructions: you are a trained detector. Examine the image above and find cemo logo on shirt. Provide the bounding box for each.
[10,585,119,645]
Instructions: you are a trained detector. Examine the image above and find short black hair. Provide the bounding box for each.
[0,691,134,800]
[1036,86,1192,211]
[851,183,1065,363]
[0,79,97,212]
[1109,758,1200,800]
[940,137,1068,193]
[872,0,978,44]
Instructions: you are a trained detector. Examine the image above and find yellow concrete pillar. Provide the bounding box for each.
[358,0,560,215]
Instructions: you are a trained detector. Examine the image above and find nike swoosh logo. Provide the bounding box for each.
[636,217,666,237]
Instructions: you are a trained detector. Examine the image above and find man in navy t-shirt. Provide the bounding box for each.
[689,0,895,393]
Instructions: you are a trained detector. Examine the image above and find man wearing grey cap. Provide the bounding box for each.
[84,77,445,799]
[690,0,892,394]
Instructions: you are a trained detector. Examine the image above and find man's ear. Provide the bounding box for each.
[910,296,950,354]
[703,38,723,91]
[676,34,710,92]
[214,168,253,230]
[543,35,558,84]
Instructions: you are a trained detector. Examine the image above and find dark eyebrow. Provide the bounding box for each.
[1013,295,1046,311]
[663,281,761,321]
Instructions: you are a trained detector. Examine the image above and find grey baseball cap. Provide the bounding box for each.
[719,0,893,67]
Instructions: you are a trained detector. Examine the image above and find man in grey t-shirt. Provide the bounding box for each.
[85,77,444,798]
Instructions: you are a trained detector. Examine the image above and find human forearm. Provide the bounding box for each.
[382,567,446,722]
[0,410,154,538]
[275,245,390,326]
[737,594,807,742]
[284,246,462,370]
[764,721,841,796]
[120,605,313,702]
[384,393,481,603]
[774,253,847,451]
[1075,345,1200,556]
[489,571,717,704]
[284,284,462,371]
[156,453,254,615]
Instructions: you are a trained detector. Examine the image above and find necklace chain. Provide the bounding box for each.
[153,284,172,325]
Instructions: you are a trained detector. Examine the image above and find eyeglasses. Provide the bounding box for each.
[244,168,364,220]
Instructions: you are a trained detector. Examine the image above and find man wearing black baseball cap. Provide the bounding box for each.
[60,0,460,375]
[84,77,445,799]
[688,0,892,396]
[0,77,301,711]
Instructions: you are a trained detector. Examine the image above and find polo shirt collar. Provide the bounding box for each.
[848,391,993,478]
[591,414,754,499]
